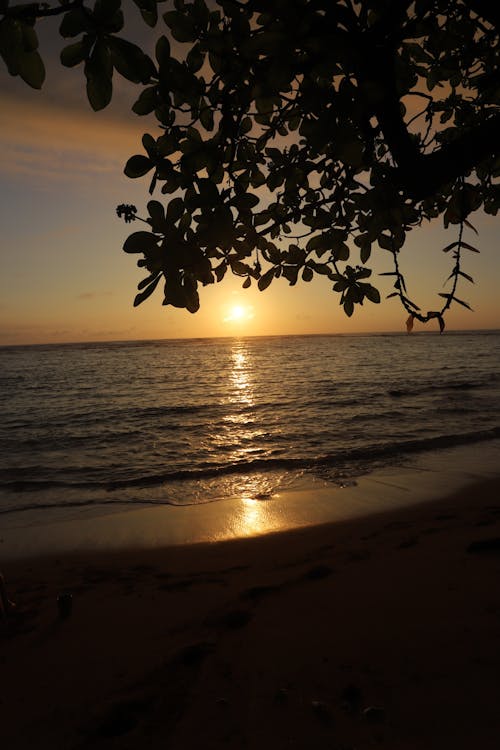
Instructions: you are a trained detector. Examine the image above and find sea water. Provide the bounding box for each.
[1,331,499,522]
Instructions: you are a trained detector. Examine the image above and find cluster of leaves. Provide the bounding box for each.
[2,0,499,323]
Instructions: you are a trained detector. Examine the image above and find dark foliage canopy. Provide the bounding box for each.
[2,0,499,328]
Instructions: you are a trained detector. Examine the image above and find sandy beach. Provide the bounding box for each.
[2,470,500,749]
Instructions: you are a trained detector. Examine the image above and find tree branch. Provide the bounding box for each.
[4,1,83,19]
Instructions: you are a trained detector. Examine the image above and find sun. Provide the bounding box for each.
[230,305,245,321]
[224,303,254,324]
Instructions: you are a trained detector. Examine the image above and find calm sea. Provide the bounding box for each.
[1,332,499,521]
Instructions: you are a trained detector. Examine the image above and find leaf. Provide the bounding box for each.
[155,35,170,66]
[378,234,394,251]
[242,276,251,289]
[360,242,371,263]
[147,200,165,230]
[123,231,159,253]
[85,40,113,110]
[163,10,196,42]
[214,262,227,282]
[402,297,421,311]
[124,155,154,178]
[364,285,380,304]
[464,218,478,234]
[343,298,354,317]
[231,260,253,276]
[59,8,91,38]
[18,49,45,89]
[134,274,162,306]
[258,268,275,291]
[406,314,415,333]
[108,37,154,84]
[461,241,480,253]
[132,86,157,115]
[458,270,474,283]
[302,266,313,282]
[453,297,474,310]
[131,0,159,27]
[61,40,90,68]
[282,266,298,285]
[166,197,184,223]
[200,105,214,131]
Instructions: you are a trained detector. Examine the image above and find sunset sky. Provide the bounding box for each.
[1,13,499,345]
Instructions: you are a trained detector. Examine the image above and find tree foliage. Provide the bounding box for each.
[2,0,499,328]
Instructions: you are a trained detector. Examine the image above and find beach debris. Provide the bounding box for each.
[0,573,16,622]
[304,564,333,581]
[207,608,253,630]
[311,700,333,723]
[92,698,152,739]
[398,536,419,549]
[467,537,500,554]
[274,687,289,704]
[362,705,386,723]
[340,684,362,713]
[176,641,215,667]
[241,584,281,602]
[57,592,73,619]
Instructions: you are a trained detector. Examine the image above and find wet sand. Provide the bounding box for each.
[2,474,500,749]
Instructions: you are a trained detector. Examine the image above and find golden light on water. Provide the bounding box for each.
[226,342,254,407]
[237,496,272,536]
[222,341,279,535]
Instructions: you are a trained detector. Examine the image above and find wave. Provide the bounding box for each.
[1,425,499,500]
[388,380,489,398]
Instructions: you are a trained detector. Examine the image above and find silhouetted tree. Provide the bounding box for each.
[2,0,499,329]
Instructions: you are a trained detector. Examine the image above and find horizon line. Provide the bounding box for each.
[1,327,499,349]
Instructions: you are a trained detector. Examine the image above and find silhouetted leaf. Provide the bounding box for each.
[85,40,113,110]
[123,231,159,253]
[59,8,92,38]
[18,49,45,88]
[364,285,380,303]
[108,37,154,84]
[163,11,197,42]
[302,266,313,282]
[125,155,154,178]
[134,274,162,306]
[458,270,474,283]
[147,200,165,230]
[461,241,480,253]
[258,268,275,291]
[453,297,473,310]
[61,39,90,68]
[166,197,184,223]
[131,0,159,27]
[464,218,478,234]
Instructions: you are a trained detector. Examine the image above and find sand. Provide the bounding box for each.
[2,475,500,749]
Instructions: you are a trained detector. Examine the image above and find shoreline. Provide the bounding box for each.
[2,474,500,748]
[2,439,499,562]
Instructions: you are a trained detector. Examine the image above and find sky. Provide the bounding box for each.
[0,11,498,345]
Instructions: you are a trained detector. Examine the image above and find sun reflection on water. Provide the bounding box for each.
[237,496,275,536]
[227,342,254,407]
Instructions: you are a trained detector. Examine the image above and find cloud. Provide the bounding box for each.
[0,93,148,183]
[77,291,113,301]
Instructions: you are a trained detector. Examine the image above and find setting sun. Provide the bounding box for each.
[224,303,255,324]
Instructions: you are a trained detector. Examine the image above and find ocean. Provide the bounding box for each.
[1,331,499,523]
